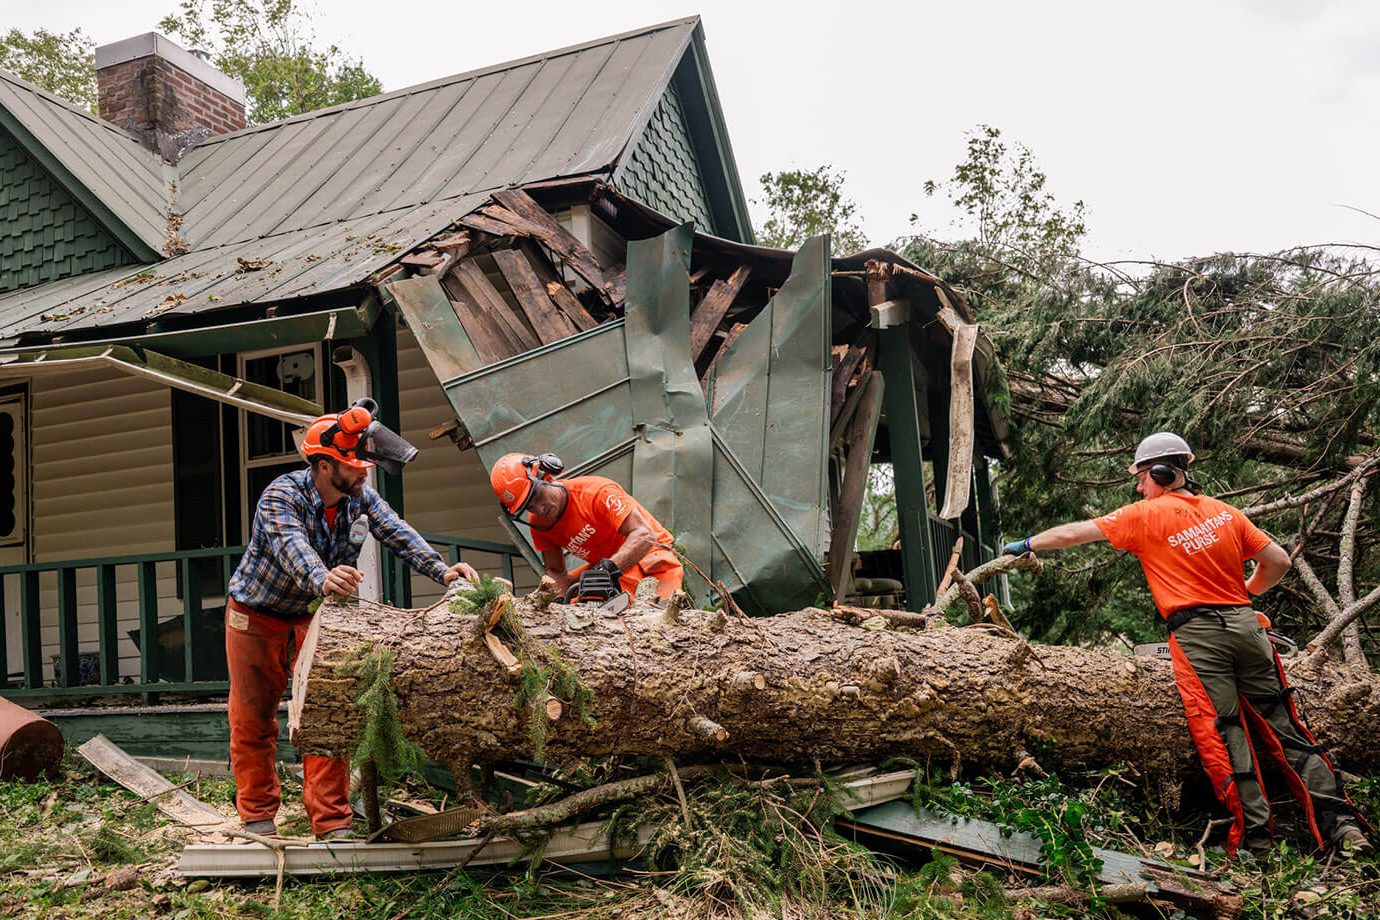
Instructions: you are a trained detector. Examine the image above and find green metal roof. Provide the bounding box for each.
[0,17,753,344]
[0,71,166,259]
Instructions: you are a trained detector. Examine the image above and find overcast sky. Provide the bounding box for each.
[16,0,1380,262]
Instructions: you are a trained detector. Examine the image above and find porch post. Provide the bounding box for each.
[877,327,938,606]
[352,312,410,606]
[331,345,381,604]
[868,267,937,608]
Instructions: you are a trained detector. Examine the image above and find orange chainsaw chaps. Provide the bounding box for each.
[1169,635,1251,855]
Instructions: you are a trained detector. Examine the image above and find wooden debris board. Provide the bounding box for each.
[450,260,541,352]
[439,272,521,362]
[689,264,751,361]
[491,248,579,343]
[79,735,228,830]
[490,189,609,296]
[519,240,600,330]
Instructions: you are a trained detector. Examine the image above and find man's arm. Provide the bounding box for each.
[1245,541,1291,595]
[608,507,656,572]
[542,548,573,594]
[1004,520,1107,554]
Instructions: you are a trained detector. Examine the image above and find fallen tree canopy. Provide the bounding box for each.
[289,580,1380,786]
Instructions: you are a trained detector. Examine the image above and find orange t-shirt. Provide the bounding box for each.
[1094,493,1273,618]
[530,476,673,565]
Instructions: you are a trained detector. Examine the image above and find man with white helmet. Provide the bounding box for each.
[1002,432,1369,857]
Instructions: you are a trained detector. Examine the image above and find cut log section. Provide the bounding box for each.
[288,590,1380,782]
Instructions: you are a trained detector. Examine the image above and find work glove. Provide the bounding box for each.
[590,558,622,581]
[1001,538,1032,555]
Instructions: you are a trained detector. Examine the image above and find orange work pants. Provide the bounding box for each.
[225,600,352,835]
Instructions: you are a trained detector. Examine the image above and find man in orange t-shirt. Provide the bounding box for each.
[490,452,683,600]
[1002,432,1367,857]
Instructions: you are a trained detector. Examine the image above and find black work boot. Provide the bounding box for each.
[1335,826,1372,857]
[1243,829,1273,856]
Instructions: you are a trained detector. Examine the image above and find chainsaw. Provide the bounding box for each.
[564,559,629,615]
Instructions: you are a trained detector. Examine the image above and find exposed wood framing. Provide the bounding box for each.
[827,371,884,599]
[689,264,751,360]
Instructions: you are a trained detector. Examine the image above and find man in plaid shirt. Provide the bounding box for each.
[226,406,477,840]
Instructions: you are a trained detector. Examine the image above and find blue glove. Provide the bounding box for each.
[1001,538,1032,555]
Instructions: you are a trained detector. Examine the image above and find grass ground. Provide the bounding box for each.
[2,751,1379,919]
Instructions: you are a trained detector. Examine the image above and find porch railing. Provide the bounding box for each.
[1,534,528,703]
[0,546,245,700]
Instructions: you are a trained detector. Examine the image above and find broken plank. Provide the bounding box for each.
[700,321,749,384]
[388,275,489,377]
[79,735,229,830]
[438,273,518,363]
[490,189,610,298]
[689,264,751,361]
[604,263,627,307]
[450,260,542,352]
[518,240,600,330]
[457,212,521,239]
[827,371,884,600]
[830,344,868,427]
[490,248,579,343]
[400,252,444,271]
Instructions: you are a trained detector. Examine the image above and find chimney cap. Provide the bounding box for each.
[95,32,245,105]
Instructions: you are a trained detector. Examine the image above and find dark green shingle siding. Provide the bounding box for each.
[619,80,717,235]
[0,130,134,295]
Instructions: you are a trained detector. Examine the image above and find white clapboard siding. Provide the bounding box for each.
[12,366,181,684]
[394,329,535,605]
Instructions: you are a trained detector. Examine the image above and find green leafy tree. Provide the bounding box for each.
[918,124,1087,279]
[905,129,1380,658]
[160,0,382,125]
[755,165,869,254]
[0,28,97,111]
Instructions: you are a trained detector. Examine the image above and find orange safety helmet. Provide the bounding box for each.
[491,452,565,518]
[301,403,377,471]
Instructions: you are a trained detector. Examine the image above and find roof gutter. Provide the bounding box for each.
[0,344,320,425]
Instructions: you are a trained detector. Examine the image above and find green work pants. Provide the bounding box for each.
[1173,606,1355,840]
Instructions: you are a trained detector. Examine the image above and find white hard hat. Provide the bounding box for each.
[1128,432,1195,474]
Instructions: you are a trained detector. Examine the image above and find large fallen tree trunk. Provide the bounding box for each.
[289,587,1380,784]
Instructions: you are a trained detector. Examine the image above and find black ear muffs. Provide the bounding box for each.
[1148,463,1179,486]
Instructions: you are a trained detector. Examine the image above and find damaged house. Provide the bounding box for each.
[0,18,1010,749]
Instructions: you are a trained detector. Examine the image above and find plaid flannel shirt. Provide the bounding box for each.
[229,468,448,617]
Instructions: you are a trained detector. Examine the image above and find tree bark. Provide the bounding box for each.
[289,592,1380,781]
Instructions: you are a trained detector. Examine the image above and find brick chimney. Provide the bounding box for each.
[95,33,246,162]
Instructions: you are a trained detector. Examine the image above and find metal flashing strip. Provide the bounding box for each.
[179,770,916,878]
[0,344,321,425]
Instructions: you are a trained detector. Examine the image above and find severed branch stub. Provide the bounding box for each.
[689,715,728,742]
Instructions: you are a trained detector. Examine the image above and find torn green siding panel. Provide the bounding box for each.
[707,235,833,556]
[617,80,717,235]
[623,224,713,570]
[0,131,135,295]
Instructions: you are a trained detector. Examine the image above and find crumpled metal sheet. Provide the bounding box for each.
[707,235,832,556]
[411,226,832,614]
[622,224,714,570]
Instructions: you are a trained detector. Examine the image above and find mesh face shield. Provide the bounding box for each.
[339,397,419,476]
